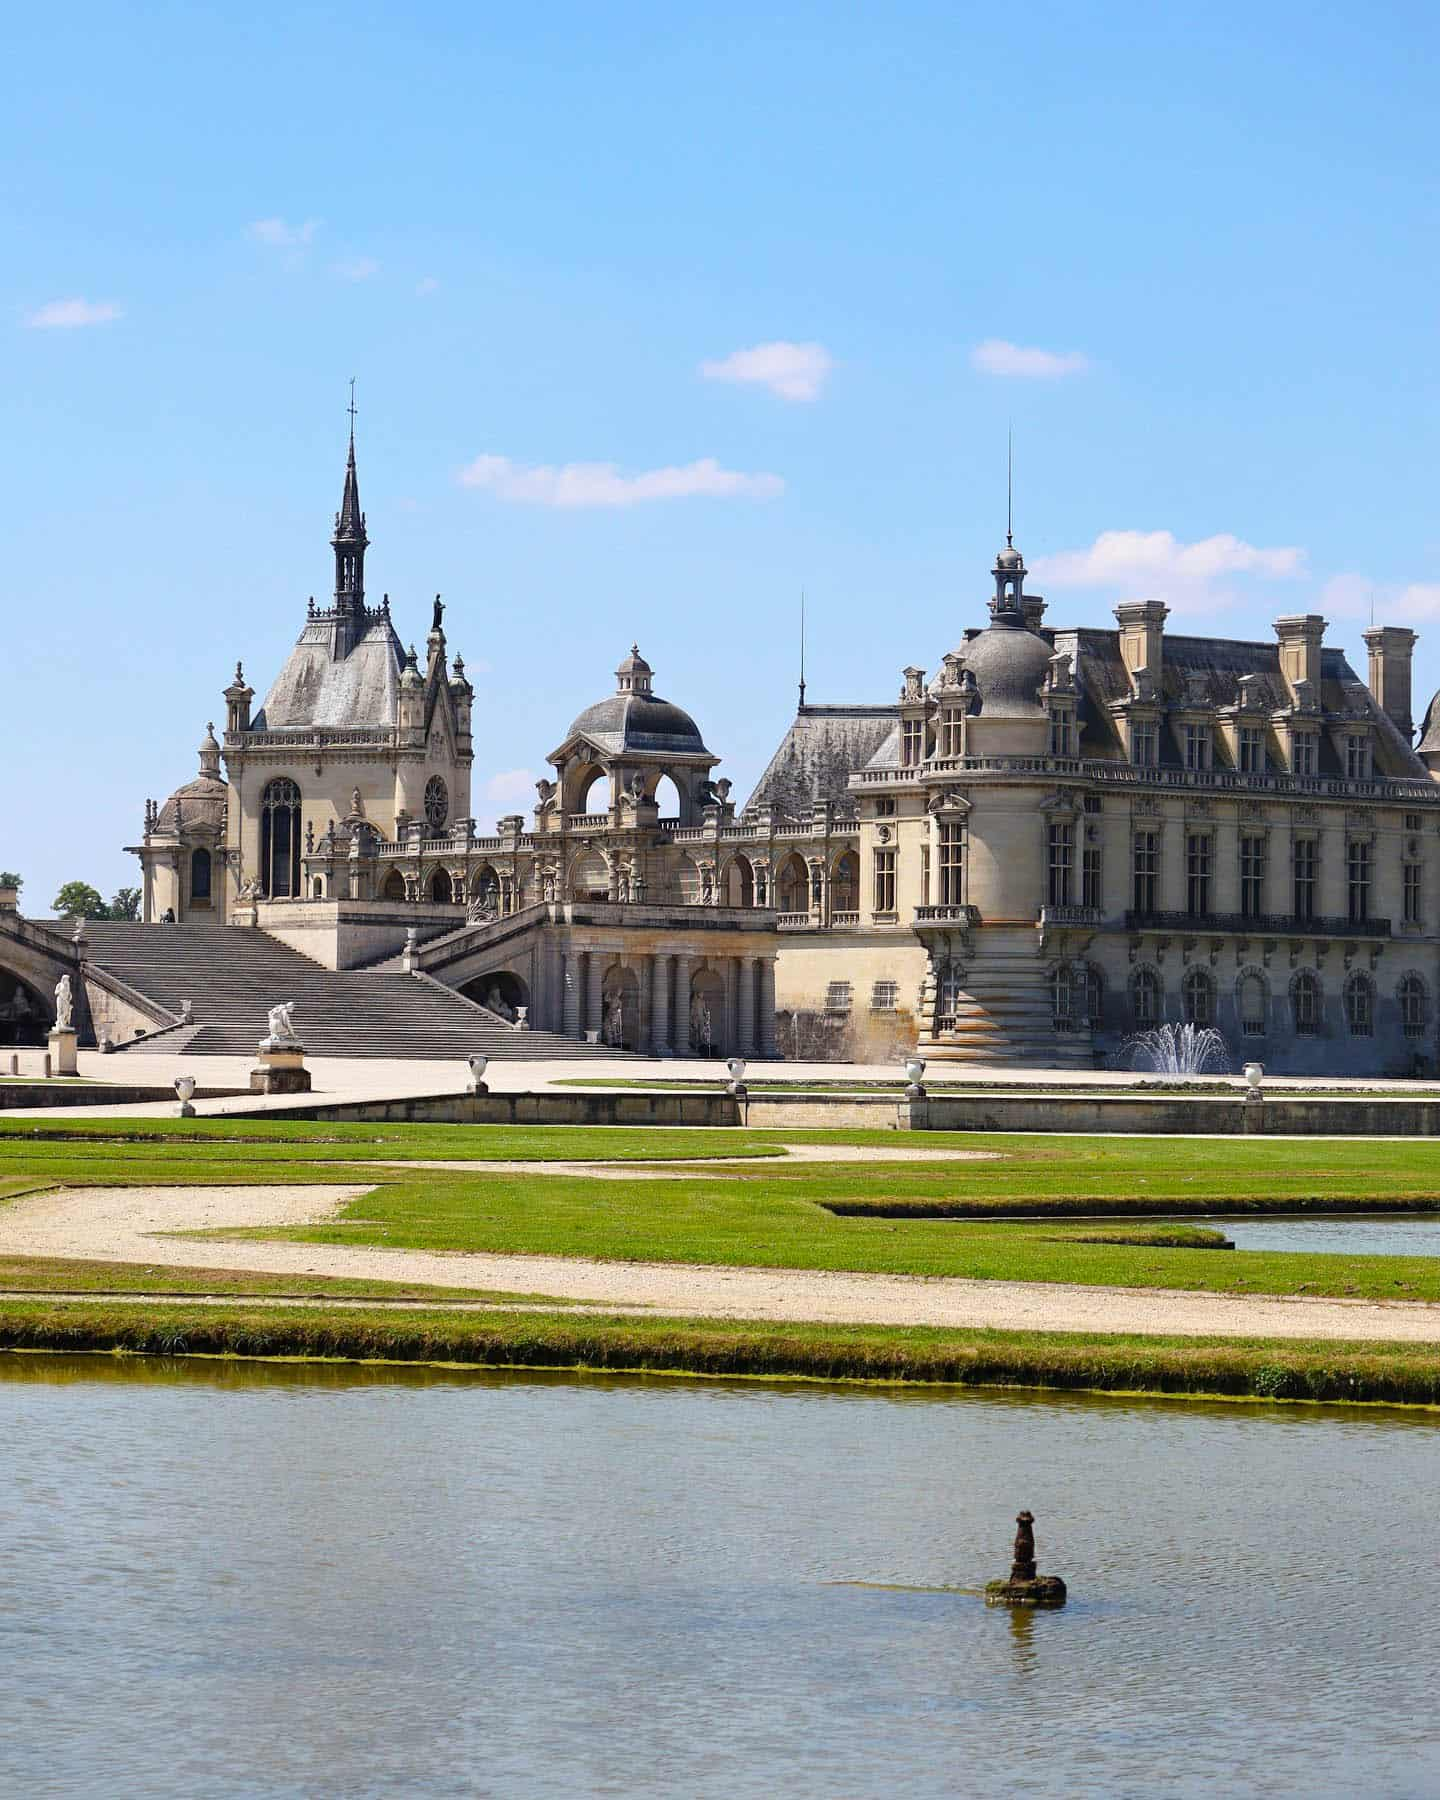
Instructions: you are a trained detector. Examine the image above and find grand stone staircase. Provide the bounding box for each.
[83,922,612,1061]
[921,927,1095,1067]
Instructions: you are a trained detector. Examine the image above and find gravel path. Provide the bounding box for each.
[355,1144,1000,1179]
[4,1182,1440,1344]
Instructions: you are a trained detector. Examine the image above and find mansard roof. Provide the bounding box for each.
[253,613,405,730]
[743,703,898,818]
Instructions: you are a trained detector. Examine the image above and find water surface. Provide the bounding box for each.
[2,1355,1435,1800]
[1191,1212,1440,1256]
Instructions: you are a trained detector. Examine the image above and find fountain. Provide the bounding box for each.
[1118,1021,1230,1076]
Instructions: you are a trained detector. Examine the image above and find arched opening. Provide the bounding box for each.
[724,854,755,908]
[463,969,529,1022]
[831,850,859,914]
[652,774,682,821]
[190,847,212,906]
[1344,971,1374,1037]
[1291,970,1321,1034]
[776,853,808,916]
[570,849,609,900]
[1131,966,1162,1028]
[0,968,51,1044]
[572,765,608,816]
[1399,973,1428,1039]
[1050,963,1075,1030]
[382,871,407,902]
[260,778,302,898]
[1080,964,1103,1026]
[601,964,640,1049]
[311,876,325,900]
[429,868,453,904]
[1182,967,1215,1027]
[687,968,726,1056]
[1237,970,1267,1038]
[471,864,501,911]
[678,857,703,906]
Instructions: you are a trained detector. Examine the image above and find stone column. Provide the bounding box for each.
[141,860,154,925]
[758,958,778,1059]
[651,953,672,1056]
[724,958,740,1054]
[635,956,651,1054]
[562,951,581,1038]
[673,953,693,1057]
[737,955,757,1057]
[586,948,605,1037]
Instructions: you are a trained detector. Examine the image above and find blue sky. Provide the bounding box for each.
[5,0,1439,908]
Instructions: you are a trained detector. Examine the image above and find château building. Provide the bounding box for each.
[114,430,1440,1073]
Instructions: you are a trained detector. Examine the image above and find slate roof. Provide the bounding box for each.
[743,704,899,818]
[561,691,712,760]
[252,615,405,731]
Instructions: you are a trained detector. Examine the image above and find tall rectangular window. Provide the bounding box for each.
[1132,831,1159,913]
[938,823,965,905]
[1082,844,1103,910]
[1240,834,1266,918]
[1049,710,1075,757]
[1293,838,1317,921]
[1238,726,1264,774]
[938,708,963,758]
[901,718,924,767]
[1404,861,1422,926]
[1048,821,1074,907]
[1184,724,1211,771]
[1292,733,1317,777]
[1131,721,1158,768]
[1186,832,1212,915]
[919,842,930,906]
[1345,734,1371,781]
[1347,839,1372,923]
[872,850,895,915]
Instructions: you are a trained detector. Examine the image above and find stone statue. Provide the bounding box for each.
[700,866,715,905]
[351,788,363,818]
[1010,1511,1037,1583]
[237,877,263,901]
[53,975,74,1031]
[468,897,498,925]
[264,1001,298,1046]
[432,594,444,632]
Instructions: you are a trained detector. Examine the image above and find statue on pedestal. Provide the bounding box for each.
[53,975,74,1031]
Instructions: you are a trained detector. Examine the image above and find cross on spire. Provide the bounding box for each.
[347,376,357,445]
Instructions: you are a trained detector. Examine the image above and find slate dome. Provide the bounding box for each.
[960,615,1054,718]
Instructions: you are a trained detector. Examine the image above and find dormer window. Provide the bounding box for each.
[1130,721,1158,768]
[1183,723,1211,771]
[901,718,924,767]
[938,707,964,758]
[1238,725,1264,774]
[1345,733,1371,780]
[1049,708,1076,758]
[1292,732,1317,777]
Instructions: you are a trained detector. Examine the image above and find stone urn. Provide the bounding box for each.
[174,1074,197,1119]
[467,1054,489,1095]
[903,1054,927,1102]
[725,1056,748,1102]
[1243,1061,1264,1095]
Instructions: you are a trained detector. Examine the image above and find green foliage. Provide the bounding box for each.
[0,871,22,892]
[51,880,106,919]
[107,887,141,921]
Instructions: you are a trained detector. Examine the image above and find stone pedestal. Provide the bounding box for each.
[47,1028,79,1077]
[985,1575,1068,1608]
[249,1043,312,1094]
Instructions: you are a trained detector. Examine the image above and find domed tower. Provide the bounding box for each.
[956,539,1056,757]
[129,725,231,922]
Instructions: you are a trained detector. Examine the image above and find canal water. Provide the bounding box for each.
[2,1356,1435,1800]
[1191,1213,1440,1256]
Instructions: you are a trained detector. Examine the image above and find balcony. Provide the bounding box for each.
[776,912,812,929]
[1037,905,1104,928]
[830,910,860,927]
[913,904,982,927]
[1125,909,1391,939]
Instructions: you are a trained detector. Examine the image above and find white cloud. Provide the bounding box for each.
[248,217,319,247]
[458,453,784,508]
[485,768,539,808]
[24,298,121,329]
[700,340,834,402]
[1322,573,1440,623]
[971,338,1090,379]
[1033,528,1306,614]
[333,257,379,282]
[415,276,440,296]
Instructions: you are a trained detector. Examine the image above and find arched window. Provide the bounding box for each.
[1051,964,1075,1030]
[1399,973,1428,1040]
[1238,971,1266,1038]
[1182,967,1214,1027]
[1344,971,1374,1037]
[1292,969,1321,1035]
[190,847,212,903]
[831,851,859,913]
[1081,965,1103,1025]
[725,855,755,908]
[472,865,500,909]
[260,779,301,898]
[382,871,407,902]
[311,876,324,899]
[429,868,453,905]
[776,854,808,915]
[1131,966,1162,1028]
[424,776,449,835]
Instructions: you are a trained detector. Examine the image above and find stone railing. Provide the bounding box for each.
[913,904,982,926]
[776,912,812,929]
[1124,909,1391,938]
[853,756,1440,803]
[830,911,860,926]
[1037,905,1104,928]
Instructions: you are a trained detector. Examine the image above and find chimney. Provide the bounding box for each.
[1115,601,1168,693]
[1273,615,1327,703]
[1022,593,1047,632]
[1362,625,1417,740]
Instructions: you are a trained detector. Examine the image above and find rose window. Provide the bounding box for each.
[424,776,449,834]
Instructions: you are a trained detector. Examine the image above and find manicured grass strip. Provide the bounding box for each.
[2,1301,1438,1406]
[0,1254,564,1305]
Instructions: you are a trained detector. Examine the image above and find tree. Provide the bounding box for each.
[52,881,106,920]
[0,872,21,892]
[108,888,141,921]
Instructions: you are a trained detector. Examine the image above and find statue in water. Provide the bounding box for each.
[53,975,74,1031]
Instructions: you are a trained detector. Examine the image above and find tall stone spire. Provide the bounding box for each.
[332,387,368,614]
